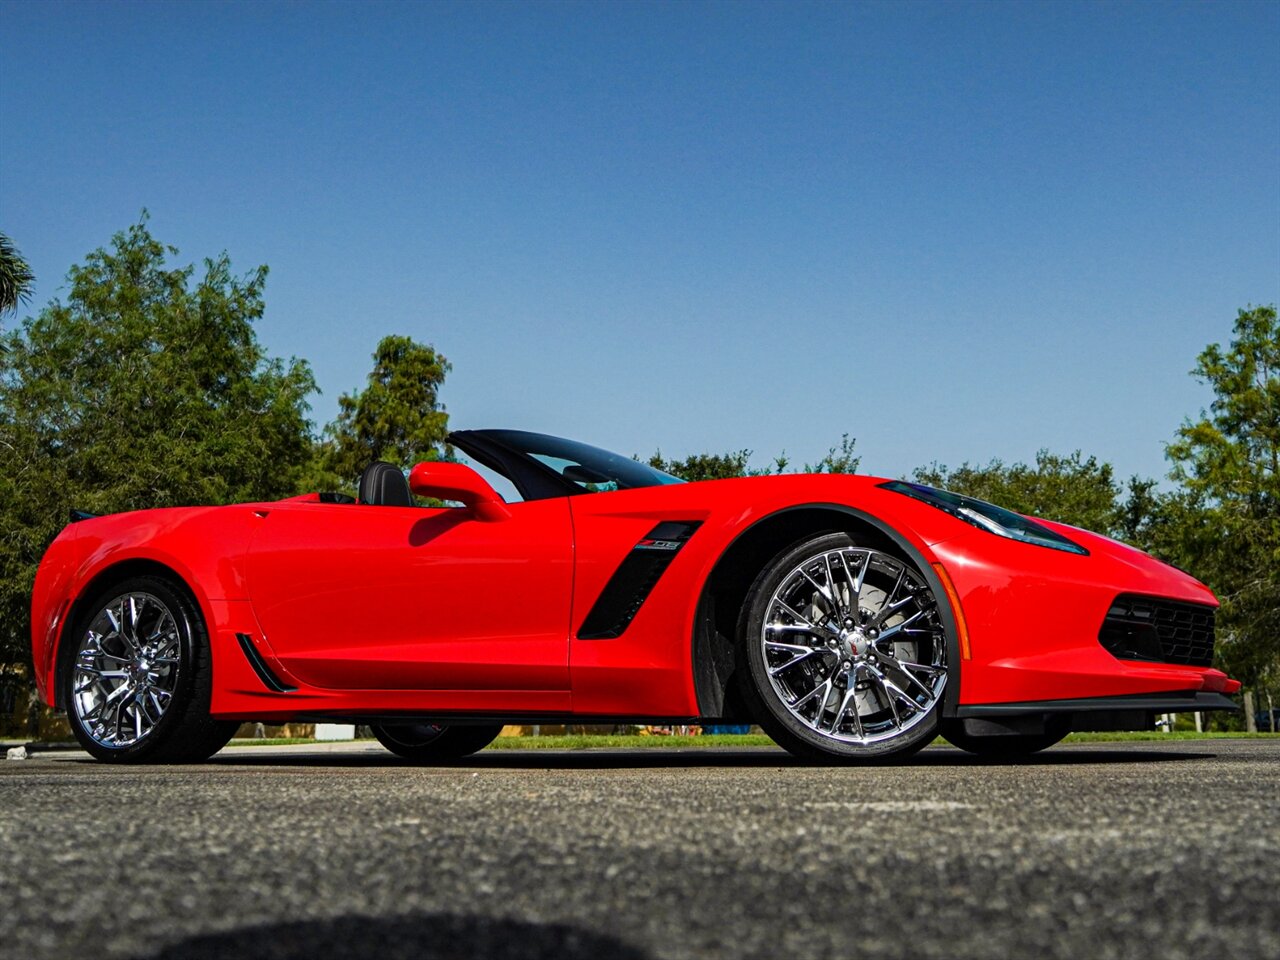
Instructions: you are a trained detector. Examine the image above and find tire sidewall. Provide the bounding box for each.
[60,576,199,763]
[371,723,503,761]
[741,532,943,762]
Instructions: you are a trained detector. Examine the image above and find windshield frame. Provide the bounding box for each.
[448,429,683,502]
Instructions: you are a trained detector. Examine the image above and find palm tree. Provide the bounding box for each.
[0,232,35,316]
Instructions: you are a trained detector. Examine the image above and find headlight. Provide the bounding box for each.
[879,480,1089,555]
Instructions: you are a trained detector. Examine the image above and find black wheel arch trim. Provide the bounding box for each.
[690,501,964,720]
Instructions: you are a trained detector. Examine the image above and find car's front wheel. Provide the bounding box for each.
[740,532,950,762]
[61,575,238,763]
[370,722,504,761]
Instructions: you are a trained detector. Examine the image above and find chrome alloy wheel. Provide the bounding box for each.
[760,547,947,744]
[72,592,181,749]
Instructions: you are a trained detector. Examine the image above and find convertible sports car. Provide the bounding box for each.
[31,429,1239,764]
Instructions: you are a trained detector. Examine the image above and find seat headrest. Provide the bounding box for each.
[358,462,413,507]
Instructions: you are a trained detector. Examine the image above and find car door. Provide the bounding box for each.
[243,498,573,692]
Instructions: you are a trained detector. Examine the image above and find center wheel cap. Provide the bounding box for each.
[839,628,868,658]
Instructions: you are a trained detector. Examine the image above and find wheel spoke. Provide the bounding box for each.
[766,621,820,636]
[766,641,824,676]
[147,610,173,641]
[881,657,936,701]
[848,667,866,739]
[838,551,862,611]
[885,567,907,606]
[872,664,923,714]
[125,596,142,640]
[828,678,859,734]
[822,554,846,615]
[109,696,127,744]
[798,568,838,615]
[773,599,821,632]
[75,667,128,679]
[897,660,945,676]
[878,594,916,621]
[879,680,903,727]
[875,609,926,642]
[791,676,833,714]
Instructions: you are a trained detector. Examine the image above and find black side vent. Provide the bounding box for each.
[235,633,296,692]
[578,521,702,640]
[1098,595,1216,668]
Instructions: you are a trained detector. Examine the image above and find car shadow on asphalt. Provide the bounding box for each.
[132,912,651,960]
[198,745,1216,770]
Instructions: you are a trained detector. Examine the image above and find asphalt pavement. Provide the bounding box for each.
[1,739,1276,960]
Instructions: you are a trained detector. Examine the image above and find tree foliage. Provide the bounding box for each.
[317,335,452,489]
[804,433,860,475]
[649,434,858,482]
[0,218,316,691]
[0,232,36,317]
[648,449,753,481]
[1164,305,1279,685]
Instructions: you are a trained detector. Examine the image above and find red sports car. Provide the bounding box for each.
[31,429,1239,763]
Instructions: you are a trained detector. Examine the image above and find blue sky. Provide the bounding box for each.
[3,0,1277,483]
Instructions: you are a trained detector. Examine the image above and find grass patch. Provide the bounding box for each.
[488,733,777,750]
[219,730,1279,750]
[1062,730,1279,742]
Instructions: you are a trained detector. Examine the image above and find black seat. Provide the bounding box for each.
[358,462,413,507]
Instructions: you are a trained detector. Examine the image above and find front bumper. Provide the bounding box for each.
[931,527,1237,707]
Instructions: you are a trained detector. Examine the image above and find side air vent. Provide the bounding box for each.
[1098,595,1215,668]
[578,521,702,640]
[235,633,297,692]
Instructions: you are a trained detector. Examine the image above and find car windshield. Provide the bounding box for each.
[484,430,684,493]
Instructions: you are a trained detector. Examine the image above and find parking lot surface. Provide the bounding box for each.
[1,739,1276,960]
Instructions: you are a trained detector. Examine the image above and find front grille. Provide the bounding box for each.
[1098,594,1215,667]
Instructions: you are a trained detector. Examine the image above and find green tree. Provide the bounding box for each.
[0,218,316,717]
[648,449,753,481]
[648,434,858,482]
[804,433,860,475]
[912,449,1125,535]
[319,335,452,488]
[1165,305,1279,714]
[0,232,36,317]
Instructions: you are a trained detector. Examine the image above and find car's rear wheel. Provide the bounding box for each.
[370,722,503,761]
[940,719,1069,758]
[740,532,950,762]
[61,575,238,763]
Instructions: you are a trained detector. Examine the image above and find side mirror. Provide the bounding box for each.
[408,462,511,522]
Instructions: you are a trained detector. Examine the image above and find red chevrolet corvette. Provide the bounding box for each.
[31,429,1239,763]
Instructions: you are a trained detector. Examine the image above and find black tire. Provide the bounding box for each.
[940,719,1069,758]
[370,722,504,762]
[738,532,949,763]
[60,574,238,764]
